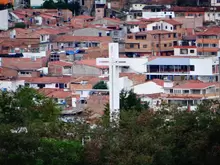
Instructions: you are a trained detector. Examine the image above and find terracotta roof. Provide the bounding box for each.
[147,30,175,34]
[151,79,164,86]
[48,61,73,67]
[70,83,93,90]
[162,19,182,25]
[53,35,112,42]
[73,15,94,20]
[103,17,121,23]
[174,82,216,89]
[196,26,220,36]
[2,57,45,70]
[165,94,203,99]
[75,59,108,69]
[19,76,73,84]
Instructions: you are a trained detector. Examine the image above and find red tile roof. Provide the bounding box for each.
[73,15,94,20]
[48,61,73,67]
[151,79,164,86]
[19,76,73,84]
[76,59,108,69]
[162,19,182,25]
[174,82,216,89]
[196,26,220,36]
[53,35,112,42]
[2,57,45,70]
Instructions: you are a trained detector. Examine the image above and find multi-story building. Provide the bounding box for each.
[145,56,219,82]
[196,26,220,56]
[142,5,175,19]
[125,30,177,56]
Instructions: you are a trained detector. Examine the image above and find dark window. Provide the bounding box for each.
[164,44,167,47]
[190,49,195,53]
[130,44,134,48]
[190,65,195,71]
[156,44,159,47]
[55,83,59,88]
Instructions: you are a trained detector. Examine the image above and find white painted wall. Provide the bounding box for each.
[45,83,56,88]
[0,80,25,92]
[34,16,43,25]
[122,58,148,73]
[40,34,50,43]
[75,90,91,99]
[174,48,197,56]
[142,11,175,19]
[0,10,9,30]
[190,58,213,76]
[130,25,140,33]
[211,0,220,6]
[147,21,174,31]
[133,81,164,95]
[131,4,145,11]
[22,51,47,58]
[204,12,220,22]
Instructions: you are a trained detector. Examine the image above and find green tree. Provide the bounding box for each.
[93,81,108,89]
[14,22,26,29]
[0,87,84,165]
[85,100,220,165]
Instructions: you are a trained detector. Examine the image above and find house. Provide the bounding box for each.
[145,56,219,82]
[71,15,95,29]
[51,35,112,50]
[48,61,73,76]
[211,0,220,6]
[73,27,111,37]
[196,26,220,56]
[133,79,164,95]
[73,59,108,76]
[1,57,47,78]
[70,82,93,100]
[91,17,122,26]
[38,88,81,110]
[95,4,106,20]
[19,76,73,89]
[174,46,197,56]
[142,5,175,19]
[0,79,25,92]
[125,30,177,56]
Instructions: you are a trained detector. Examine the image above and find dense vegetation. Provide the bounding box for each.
[1,87,220,165]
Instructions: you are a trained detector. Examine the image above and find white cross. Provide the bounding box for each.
[96,43,129,122]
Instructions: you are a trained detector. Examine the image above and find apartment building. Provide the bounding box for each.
[125,30,177,56]
[196,26,220,56]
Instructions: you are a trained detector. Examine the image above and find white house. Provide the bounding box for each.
[0,80,25,92]
[174,46,197,56]
[146,56,219,82]
[142,6,175,19]
[211,0,220,6]
[204,11,220,22]
[130,4,146,11]
[107,76,133,92]
[133,79,164,95]
[146,19,182,32]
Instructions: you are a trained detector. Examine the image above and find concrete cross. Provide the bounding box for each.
[96,43,129,122]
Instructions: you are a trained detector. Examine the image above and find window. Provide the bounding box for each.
[190,49,195,53]
[174,90,181,94]
[165,26,167,29]
[168,34,171,38]
[154,35,156,39]
[55,84,58,88]
[156,44,159,47]
[218,13,220,17]
[169,43,172,47]
[170,27,173,30]
[190,65,195,71]
[180,49,188,54]
[218,0,220,3]
[164,44,167,47]
[212,44,217,47]
[143,45,147,48]
[130,44,134,48]
[211,52,217,55]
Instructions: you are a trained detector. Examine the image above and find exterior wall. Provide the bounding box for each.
[204,12,220,22]
[75,90,91,98]
[40,34,50,43]
[125,32,176,55]
[72,64,101,76]
[133,81,164,95]
[22,51,47,58]
[142,11,175,19]
[73,28,108,37]
[0,9,8,31]
[190,58,213,76]
[107,77,133,92]
[48,65,63,76]
[95,8,105,20]
[174,47,197,56]
[0,80,25,92]
[120,58,148,73]
[196,37,219,56]
[211,0,220,6]
[131,4,145,10]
